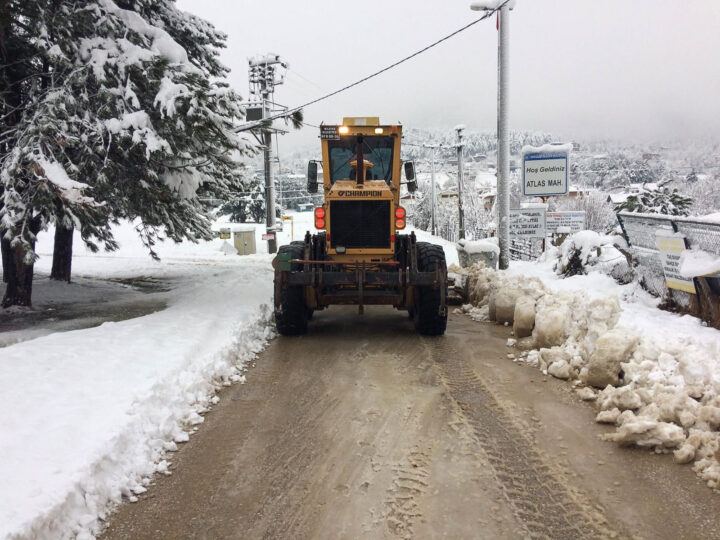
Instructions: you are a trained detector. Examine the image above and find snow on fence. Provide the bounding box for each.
[617,212,720,325]
[510,237,544,261]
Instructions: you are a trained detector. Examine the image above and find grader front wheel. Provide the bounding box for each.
[274,243,308,336]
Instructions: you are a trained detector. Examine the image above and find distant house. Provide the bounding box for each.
[566,185,590,199]
[297,202,314,212]
[438,190,458,203]
[606,182,657,207]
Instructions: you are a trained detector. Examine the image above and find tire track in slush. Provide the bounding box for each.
[384,447,431,539]
[425,337,623,540]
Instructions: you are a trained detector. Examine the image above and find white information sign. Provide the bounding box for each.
[522,150,569,196]
[656,233,696,294]
[546,211,585,233]
[509,208,547,239]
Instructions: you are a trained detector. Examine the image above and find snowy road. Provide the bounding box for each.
[102,308,720,539]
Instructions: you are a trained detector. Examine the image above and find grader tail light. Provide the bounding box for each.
[395,206,406,230]
[314,207,326,229]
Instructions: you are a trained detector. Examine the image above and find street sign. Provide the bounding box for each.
[509,208,546,238]
[218,228,231,240]
[262,233,275,241]
[546,211,585,233]
[522,149,569,196]
[656,232,696,294]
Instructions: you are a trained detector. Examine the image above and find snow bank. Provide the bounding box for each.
[458,262,720,490]
[0,222,277,538]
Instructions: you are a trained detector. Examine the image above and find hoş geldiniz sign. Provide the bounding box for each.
[656,232,696,294]
[509,208,547,239]
[522,149,569,196]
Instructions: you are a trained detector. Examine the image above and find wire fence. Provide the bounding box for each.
[509,238,544,261]
[616,212,720,305]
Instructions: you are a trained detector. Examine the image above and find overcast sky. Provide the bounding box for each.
[176,0,720,151]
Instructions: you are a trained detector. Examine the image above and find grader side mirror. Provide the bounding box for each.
[307,161,318,193]
[404,161,418,193]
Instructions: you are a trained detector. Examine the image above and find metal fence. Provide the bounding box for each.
[510,238,544,261]
[616,212,720,303]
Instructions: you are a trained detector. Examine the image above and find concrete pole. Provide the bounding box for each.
[430,146,437,236]
[497,5,510,269]
[263,127,277,254]
[456,127,466,240]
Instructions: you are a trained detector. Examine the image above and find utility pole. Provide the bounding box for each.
[455,126,466,240]
[430,145,437,236]
[247,54,289,254]
[471,1,513,269]
[497,4,510,269]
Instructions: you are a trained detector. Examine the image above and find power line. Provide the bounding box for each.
[235,3,507,133]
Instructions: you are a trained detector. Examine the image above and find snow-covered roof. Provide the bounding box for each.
[608,193,630,204]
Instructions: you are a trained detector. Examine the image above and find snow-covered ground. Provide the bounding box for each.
[456,239,720,492]
[0,208,462,539]
[0,216,291,539]
[16,209,718,538]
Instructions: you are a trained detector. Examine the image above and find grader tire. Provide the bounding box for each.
[414,242,448,336]
[275,243,308,335]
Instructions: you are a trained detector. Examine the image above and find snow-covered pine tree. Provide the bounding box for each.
[617,186,693,216]
[1,0,254,306]
[219,177,266,223]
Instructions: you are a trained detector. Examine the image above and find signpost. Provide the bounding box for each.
[281,215,293,240]
[262,233,275,242]
[522,149,569,197]
[509,208,546,239]
[656,232,696,294]
[546,211,585,233]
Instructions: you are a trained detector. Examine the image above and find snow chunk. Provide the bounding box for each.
[582,329,638,388]
[548,359,571,380]
[679,249,720,278]
[576,387,597,401]
[603,413,685,449]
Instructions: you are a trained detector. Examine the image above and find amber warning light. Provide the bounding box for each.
[314,207,326,229]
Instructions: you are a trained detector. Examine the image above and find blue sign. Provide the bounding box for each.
[522,151,569,197]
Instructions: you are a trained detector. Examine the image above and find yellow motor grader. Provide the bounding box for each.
[273,117,447,335]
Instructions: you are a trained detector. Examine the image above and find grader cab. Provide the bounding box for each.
[273,117,448,335]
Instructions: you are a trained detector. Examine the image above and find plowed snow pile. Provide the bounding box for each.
[455,262,720,490]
